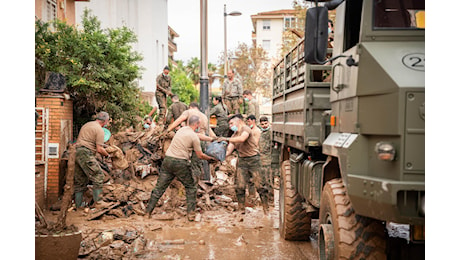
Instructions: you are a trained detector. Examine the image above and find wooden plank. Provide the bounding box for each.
[87,202,121,221]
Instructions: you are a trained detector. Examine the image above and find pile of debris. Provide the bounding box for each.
[36,124,251,259]
[78,227,159,259]
[70,124,241,221]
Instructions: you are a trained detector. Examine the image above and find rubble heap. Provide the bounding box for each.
[36,125,248,259]
[67,124,241,220]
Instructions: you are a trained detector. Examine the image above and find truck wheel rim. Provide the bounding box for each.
[319,224,334,260]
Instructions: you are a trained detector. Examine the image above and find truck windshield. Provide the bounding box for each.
[373,0,425,29]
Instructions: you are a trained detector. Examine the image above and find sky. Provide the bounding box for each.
[168,0,295,65]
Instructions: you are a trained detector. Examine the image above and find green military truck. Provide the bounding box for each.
[272,0,424,259]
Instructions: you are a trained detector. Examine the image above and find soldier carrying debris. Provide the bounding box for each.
[167,102,217,181]
[218,114,270,215]
[210,96,229,137]
[145,115,216,221]
[165,94,188,128]
[245,114,261,205]
[74,111,111,208]
[156,66,173,126]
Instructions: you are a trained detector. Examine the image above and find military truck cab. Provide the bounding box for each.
[273,0,424,259]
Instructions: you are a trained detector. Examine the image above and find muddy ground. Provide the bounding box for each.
[42,192,319,260]
[35,126,320,259]
[34,125,422,259]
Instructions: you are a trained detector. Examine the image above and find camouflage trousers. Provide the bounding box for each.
[191,141,206,181]
[214,120,229,137]
[224,97,241,114]
[148,156,197,213]
[156,92,167,124]
[235,154,269,206]
[260,163,273,191]
[74,146,105,193]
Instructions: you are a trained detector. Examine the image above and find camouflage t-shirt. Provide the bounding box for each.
[156,73,171,95]
[222,78,243,98]
[259,128,271,164]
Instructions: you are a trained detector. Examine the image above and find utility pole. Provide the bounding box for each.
[199,0,210,181]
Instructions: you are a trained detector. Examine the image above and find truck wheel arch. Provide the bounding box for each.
[323,156,340,186]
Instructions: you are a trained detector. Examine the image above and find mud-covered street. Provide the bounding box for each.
[43,197,319,259]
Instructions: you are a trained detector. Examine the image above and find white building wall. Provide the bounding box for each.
[75,0,168,99]
[255,18,284,61]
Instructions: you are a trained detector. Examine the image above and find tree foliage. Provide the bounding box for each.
[183,57,218,87]
[170,61,199,105]
[185,57,200,86]
[35,9,150,132]
[222,43,272,96]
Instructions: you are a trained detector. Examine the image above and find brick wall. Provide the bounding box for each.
[36,94,73,207]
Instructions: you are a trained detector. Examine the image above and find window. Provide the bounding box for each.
[373,0,425,29]
[343,0,363,51]
[263,20,271,30]
[262,40,270,50]
[44,0,57,22]
[284,17,297,30]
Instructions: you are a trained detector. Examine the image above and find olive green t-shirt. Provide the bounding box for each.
[181,109,208,135]
[76,121,104,153]
[165,126,202,160]
[233,125,259,158]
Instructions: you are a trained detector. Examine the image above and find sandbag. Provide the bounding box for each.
[106,145,129,170]
[205,141,228,161]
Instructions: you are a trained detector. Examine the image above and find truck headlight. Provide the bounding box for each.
[374,142,396,161]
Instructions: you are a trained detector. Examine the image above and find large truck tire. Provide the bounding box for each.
[279,160,311,240]
[319,178,386,260]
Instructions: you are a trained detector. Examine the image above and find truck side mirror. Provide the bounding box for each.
[305,7,329,64]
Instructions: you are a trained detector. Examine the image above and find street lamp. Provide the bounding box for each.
[224,4,241,78]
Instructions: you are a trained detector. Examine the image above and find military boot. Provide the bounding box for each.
[74,192,84,208]
[92,188,112,208]
[145,196,158,218]
[187,211,196,222]
[260,192,270,215]
[92,188,103,202]
[262,202,269,215]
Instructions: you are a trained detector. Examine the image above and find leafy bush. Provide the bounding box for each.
[35,9,151,133]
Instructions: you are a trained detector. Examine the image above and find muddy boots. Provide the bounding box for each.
[145,196,158,218]
[93,188,102,202]
[262,202,269,215]
[248,182,256,207]
[75,192,84,208]
[187,212,196,222]
[260,192,269,215]
[92,188,111,208]
[237,195,246,214]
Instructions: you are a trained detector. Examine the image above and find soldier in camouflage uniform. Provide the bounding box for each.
[258,116,273,194]
[222,69,243,114]
[218,114,270,215]
[243,90,259,121]
[74,112,111,208]
[210,96,229,137]
[167,103,216,181]
[156,66,173,125]
[146,115,215,221]
[166,95,188,127]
